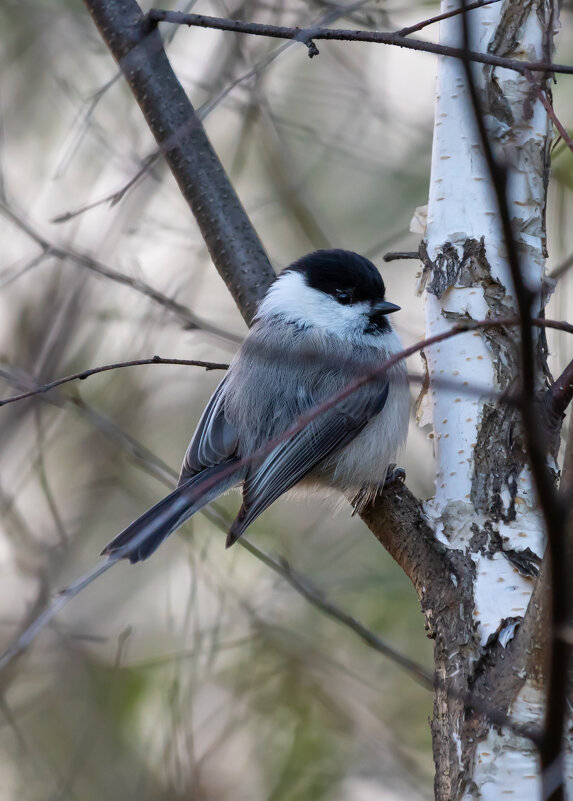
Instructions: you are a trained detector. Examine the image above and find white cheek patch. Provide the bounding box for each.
[258,271,370,337]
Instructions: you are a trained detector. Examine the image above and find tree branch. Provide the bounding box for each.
[0,356,228,408]
[395,0,502,37]
[546,357,573,421]
[146,9,573,76]
[524,70,573,155]
[361,480,450,601]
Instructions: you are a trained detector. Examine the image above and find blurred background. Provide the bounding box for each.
[0,1,572,799]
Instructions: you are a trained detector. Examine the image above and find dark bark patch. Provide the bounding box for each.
[420,237,513,312]
[486,524,541,576]
[487,0,536,58]
[419,240,461,299]
[471,402,526,518]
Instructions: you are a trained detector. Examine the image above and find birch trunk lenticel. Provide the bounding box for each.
[418,0,564,797]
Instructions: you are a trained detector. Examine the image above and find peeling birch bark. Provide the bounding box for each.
[417,1,562,797]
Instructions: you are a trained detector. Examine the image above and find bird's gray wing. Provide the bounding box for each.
[227,379,389,545]
[103,374,242,563]
[178,375,239,484]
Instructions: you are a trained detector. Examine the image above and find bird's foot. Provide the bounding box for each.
[384,464,406,487]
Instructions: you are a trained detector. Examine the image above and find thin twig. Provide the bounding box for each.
[382,251,419,262]
[238,528,541,744]
[547,357,573,420]
[238,539,434,689]
[396,0,502,37]
[84,0,275,325]
[550,252,573,281]
[59,1,374,225]
[524,70,573,155]
[50,153,160,223]
[146,9,573,75]
[0,559,119,671]
[0,357,228,408]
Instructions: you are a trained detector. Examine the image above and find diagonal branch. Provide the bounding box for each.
[395,0,502,37]
[361,480,450,600]
[524,70,573,155]
[546,357,573,421]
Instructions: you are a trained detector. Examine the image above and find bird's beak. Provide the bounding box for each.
[375,301,401,315]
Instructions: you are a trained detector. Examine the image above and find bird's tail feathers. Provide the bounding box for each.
[225,501,260,549]
[102,461,242,563]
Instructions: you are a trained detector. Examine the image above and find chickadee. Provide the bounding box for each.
[102,250,409,563]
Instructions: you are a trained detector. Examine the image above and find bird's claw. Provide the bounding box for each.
[384,464,406,487]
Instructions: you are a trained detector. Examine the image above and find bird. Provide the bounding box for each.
[101,249,409,564]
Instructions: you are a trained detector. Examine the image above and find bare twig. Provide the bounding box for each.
[382,251,419,262]
[238,539,434,690]
[0,559,119,672]
[550,252,573,281]
[396,0,502,37]
[146,9,573,75]
[0,356,228,408]
[63,2,376,225]
[0,251,49,289]
[51,152,160,223]
[524,70,573,155]
[52,0,376,222]
[0,361,180,486]
[263,527,542,745]
[546,358,573,420]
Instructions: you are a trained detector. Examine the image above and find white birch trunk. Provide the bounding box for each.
[417,0,567,796]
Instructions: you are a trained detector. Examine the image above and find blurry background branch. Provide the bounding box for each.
[85,0,275,325]
[0,198,240,344]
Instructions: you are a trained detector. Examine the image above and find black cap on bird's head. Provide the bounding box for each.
[287,249,387,303]
[285,249,400,324]
[257,249,400,336]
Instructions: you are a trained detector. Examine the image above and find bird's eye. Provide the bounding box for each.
[336,290,352,305]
